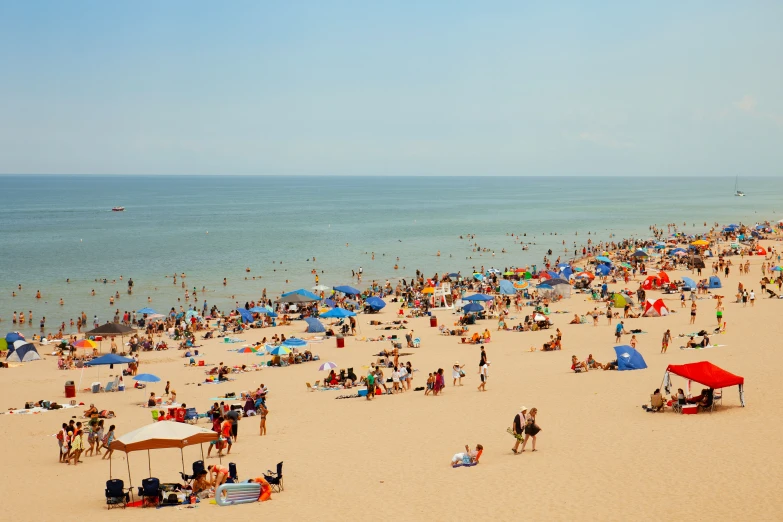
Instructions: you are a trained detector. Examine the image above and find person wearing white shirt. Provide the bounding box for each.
[477,362,489,391]
[397,364,408,393]
[391,367,401,393]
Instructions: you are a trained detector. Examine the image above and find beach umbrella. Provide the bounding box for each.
[463,294,493,302]
[304,317,326,333]
[319,361,338,371]
[281,289,321,301]
[772,266,782,272]
[86,353,135,366]
[595,256,612,263]
[613,345,647,371]
[448,273,461,278]
[619,262,632,269]
[631,250,648,258]
[236,347,258,353]
[513,281,529,289]
[320,307,356,319]
[323,298,336,308]
[236,308,254,323]
[5,332,24,344]
[185,310,200,319]
[365,297,386,310]
[462,303,484,313]
[73,339,98,349]
[473,273,484,281]
[691,239,709,246]
[595,265,611,276]
[267,345,292,356]
[282,337,308,348]
[675,251,687,257]
[333,285,361,296]
[312,284,330,291]
[137,307,156,315]
[133,373,161,383]
[421,287,434,294]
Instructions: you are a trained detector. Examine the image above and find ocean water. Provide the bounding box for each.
[0,175,779,334]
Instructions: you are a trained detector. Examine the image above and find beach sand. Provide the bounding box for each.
[2,241,782,521]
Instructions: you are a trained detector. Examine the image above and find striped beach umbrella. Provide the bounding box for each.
[319,361,338,371]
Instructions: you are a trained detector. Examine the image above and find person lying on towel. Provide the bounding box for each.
[450,444,483,467]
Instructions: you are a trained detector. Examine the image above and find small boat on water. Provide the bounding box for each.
[112,206,125,212]
[735,175,745,197]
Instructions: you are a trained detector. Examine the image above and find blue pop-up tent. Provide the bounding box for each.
[613,345,647,371]
[236,308,254,323]
[595,265,611,276]
[709,276,722,289]
[365,297,386,311]
[498,280,516,295]
[6,341,40,362]
[682,277,697,290]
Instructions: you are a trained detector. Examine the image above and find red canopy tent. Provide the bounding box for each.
[663,361,745,406]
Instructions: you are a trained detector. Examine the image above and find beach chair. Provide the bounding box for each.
[413,338,421,348]
[137,477,161,508]
[226,462,238,484]
[151,410,159,422]
[105,479,131,509]
[306,382,315,392]
[672,398,686,414]
[180,460,206,485]
[264,462,284,493]
[183,407,198,423]
[709,390,722,412]
[104,380,116,393]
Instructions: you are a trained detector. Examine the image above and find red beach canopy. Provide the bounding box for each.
[666,361,743,389]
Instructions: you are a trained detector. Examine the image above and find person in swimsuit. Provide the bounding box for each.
[208,464,230,487]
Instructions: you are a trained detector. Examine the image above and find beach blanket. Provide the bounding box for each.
[203,379,235,384]
[223,337,243,343]
[680,344,726,350]
[453,462,478,468]
[3,404,76,415]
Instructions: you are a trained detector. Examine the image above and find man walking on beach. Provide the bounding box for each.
[477,362,489,392]
[662,329,671,354]
[365,370,375,401]
[615,321,626,343]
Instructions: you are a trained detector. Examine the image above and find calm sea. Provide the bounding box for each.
[0,175,779,333]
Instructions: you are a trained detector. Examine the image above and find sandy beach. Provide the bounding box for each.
[2,227,782,521]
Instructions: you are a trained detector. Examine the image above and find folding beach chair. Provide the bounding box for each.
[137,477,161,507]
[105,479,131,509]
[709,390,722,412]
[264,462,284,492]
[104,380,116,393]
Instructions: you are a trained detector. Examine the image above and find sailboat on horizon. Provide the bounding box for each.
[735,175,745,197]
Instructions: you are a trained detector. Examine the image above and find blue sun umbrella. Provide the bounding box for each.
[133,373,161,383]
[333,285,361,295]
[281,288,321,300]
[462,303,484,313]
[320,307,356,318]
[282,337,307,348]
[365,297,386,310]
[267,345,291,356]
[137,307,156,315]
[463,294,493,302]
[236,308,254,323]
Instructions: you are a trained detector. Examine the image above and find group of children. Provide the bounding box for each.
[57,418,116,466]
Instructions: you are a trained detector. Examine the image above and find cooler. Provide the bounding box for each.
[682,404,698,415]
[65,380,76,398]
[198,360,205,366]
[95,336,103,342]
[91,382,101,393]
[336,336,345,348]
[430,316,438,327]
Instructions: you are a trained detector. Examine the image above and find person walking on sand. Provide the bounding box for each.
[479,346,487,373]
[750,289,755,307]
[452,361,465,386]
[101,425,116,460]
[662,329,671,354]
[690,301,697,324]
[477,361,489,391]
[520,407,541,452]
[511,406,528,454]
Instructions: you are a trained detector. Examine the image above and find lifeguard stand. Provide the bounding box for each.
[431,283,453,309]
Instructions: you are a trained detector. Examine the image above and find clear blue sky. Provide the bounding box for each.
[1,1,781,176]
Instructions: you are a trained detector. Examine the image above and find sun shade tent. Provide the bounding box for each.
[85,322,136,336]
[663,361,745,407]
[85,353,135,366]
[681,277,697,290]
[643,299,669,317]
[595,265,611,277]
[304,317,326,333]
[708,276,722,289]
[613,345,647,371]
[462,294,494,302]
[498,280,516,295]
[278,293,318,304]
[109,421,219,490]
[6,342,40,362]
[281,289,321,301]
[612,294,628,308]
[320,307,356,319]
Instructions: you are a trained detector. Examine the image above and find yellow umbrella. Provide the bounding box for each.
[691,239,709,246]
[422,287,434,294]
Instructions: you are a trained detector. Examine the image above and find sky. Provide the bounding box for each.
[1,1,782,176]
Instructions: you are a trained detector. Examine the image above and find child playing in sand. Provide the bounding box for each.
[450,444,483,467]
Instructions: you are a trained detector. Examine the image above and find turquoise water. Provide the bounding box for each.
[1,175,779,334]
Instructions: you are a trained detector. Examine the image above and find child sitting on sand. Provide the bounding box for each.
[450,444,483,467]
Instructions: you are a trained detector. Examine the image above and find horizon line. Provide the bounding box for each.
[0,173,773,178]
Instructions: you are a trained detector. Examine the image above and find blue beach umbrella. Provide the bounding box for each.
[463,294,493,302]
[282,337,307,348]
[365,297,386,310]
[320,307,356,319]
[85,353,135,366]
[133,373,161,383]
[595,256,612,263]
[595,265,611,276]
[462,303,484,313]
[137,308,156,315]
[323,298,336,308]
[236,308,254,323]
[281,289,321,300]
[304,317,326,333]
[5,332,24,344]
[333,285,361,296]
[681,277,697,290]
